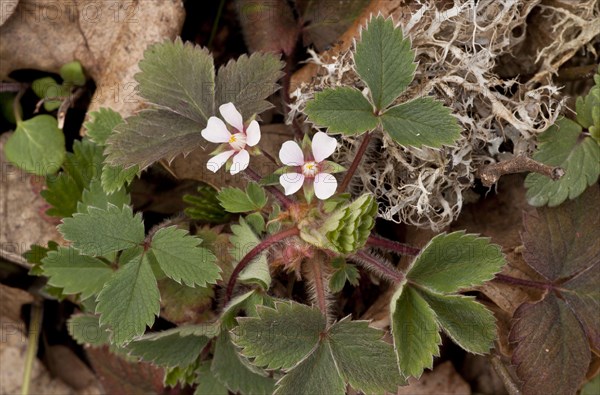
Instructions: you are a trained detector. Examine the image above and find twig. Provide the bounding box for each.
[338,131,373,192]
[489,353,522,395]
[224,227,299,303]
[13,85,26,123]
[21,300,43,395]
[351,250,404,284]
[478,155,564,187]
[57,87,85,129]
[366,234,420,256]
[493,274,551,291]
[0,82,27,93]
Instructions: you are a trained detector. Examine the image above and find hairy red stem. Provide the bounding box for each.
[307,257,329,319]
[338,131,372,193]
[353,251,405,284]
[493,274,551,290]
[367,234,420,256]
[225,227,300,302]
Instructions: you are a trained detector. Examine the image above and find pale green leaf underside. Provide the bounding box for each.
[136,38,214,125]
[67,314,110,346]
[418,289,496,354]
[59,205,144,256]
[304,87,378,135]
[380,97,461,148]
[211,332,275,395]
[42,247,113,299]
[234,302,326,370]
[407,231,505,293]
[150,226,221,287]
[96,253,160,345]
[354,16,416,111]
[4,115,65,175]
[230,218,271,289]
[106,109,206,170]
[128,331,209,368]
[525,118,600,207]
[215,52,284,119]
[85,108,123,146]
[391,285,441,379]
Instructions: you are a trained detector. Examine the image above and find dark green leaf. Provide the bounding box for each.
[354,16,416,110]
[67,314,110,346]
[304,87,378,135]
[406,231,505,293]
[380,97,461,148]
[60,61,86,86]
[85,108,123,146]
[78,179,130,212]
[184,184,230,223]
[194,362,228,395]
[230,218,271,289]
[128,329,209,368]
[329,258,360,293]
[31,77,69,111]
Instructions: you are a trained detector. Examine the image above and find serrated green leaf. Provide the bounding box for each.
[390,284,441,378]
[158,278,214,325]
[128,329,209,368]
[329,258,360,293]
[418,289,496,354]
[96,253,160,345]
[106,109,206,170]
[407,231,505,293]
[215,52,284,119]
[62,138,104,189]
[25,241,59,276]
[42,247,113,299]
[218,182,266,213]
[59,205,145,256]
[194,361,229,395]
[304,87,378,135]
[165,359,201,388]
[380,97,461,148]
[211,332,275,395]
[221,290,260,329]
[245,212,266,234]
[525,118,600,207]
[31,77,70,111]
[234,302,326,370]
[60,61,86,86]
[184,184,230,223]
[4,115,65,175]
[274,342,345,395]
[230,218,271,289]
[328,318,404,393]
[100,163,138,193]
[67,314,110,346]
[576,65,600,134]
[136,38,214,124]
[510,294,590,395]
[85,108,123,146]
[149,226,221,288]
[42,173,80,217]
[354,16,416,111]
[78,179,130,213]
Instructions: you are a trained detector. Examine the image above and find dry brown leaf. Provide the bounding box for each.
[0,0,19,26]
[0,0,184,119]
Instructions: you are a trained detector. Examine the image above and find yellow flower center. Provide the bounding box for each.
[302,161,318,177]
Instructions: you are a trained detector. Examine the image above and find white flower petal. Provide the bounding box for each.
[279,141,305,166]
[201,117,231,143]
[230,149,250,175]
[311,132,338,163]
[219,102,244,132]
[314,172,337,200]
[279,172,305,195]
[245,120,261,146]
[207,150,235,173]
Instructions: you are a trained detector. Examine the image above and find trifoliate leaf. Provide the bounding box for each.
[184,184,230,223]
[304,87,378,135]
[328,318,403,393]
[525,118,599,207]
[418,289,496,354]
[4,115,65,175]
[521,185,599,282]
[233,302,326,370]
[67,314,110,346]
[149,226,221,288]
[274,343,345,395]
[510,294,590,395]
[106,109,206,170]
[215,52,284,119]
[136,38,214,125]
[354,16,416,111]
[128,328,209,368]
[230,218,271,289]
[406,231,505,294]
[31,77,70,111]
[211,332,275,395]
[60,61,86,86]
[100,164,138,193]
[59,205,145,256]
[194,362,228,395]
[390,285,441,378]
[96,253,160,345]
[329,258,360,293]
[217,182,267,213]
[380,97,461,148]
[78,179,130,213]
[85,108,123,146]
[62,138,104,189]
[42,247,113,299]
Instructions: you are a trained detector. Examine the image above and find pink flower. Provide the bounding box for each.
[201,103,261,175]
[278,132,339,200]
